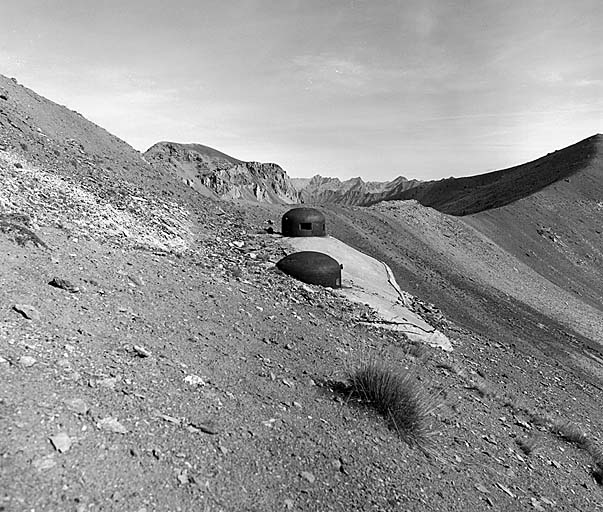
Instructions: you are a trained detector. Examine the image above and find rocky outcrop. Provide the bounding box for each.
[144,142,301,204]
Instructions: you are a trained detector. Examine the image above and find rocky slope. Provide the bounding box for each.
[293,174,421,205]
[319,134,603,359]
[144,142,301,204]
[0,76,195,205]
[464,134,603,316]
[2,74,603,511]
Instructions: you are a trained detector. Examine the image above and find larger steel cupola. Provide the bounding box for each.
[281,208,326,237]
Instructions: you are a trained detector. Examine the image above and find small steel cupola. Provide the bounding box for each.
[282,208,326,237]
[276,251,342,288]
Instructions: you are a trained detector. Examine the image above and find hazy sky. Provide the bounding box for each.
[0,0,601,180]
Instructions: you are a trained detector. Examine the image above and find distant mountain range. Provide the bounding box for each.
[143,141,422,206]
[292,174,421,205]
[145,135,603,213]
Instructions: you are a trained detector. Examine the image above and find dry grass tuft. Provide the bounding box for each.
[551,420,591,450]
[349,358,440,446]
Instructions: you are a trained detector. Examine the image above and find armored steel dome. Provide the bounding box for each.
[276,251,342,288]
[282,208,326,237]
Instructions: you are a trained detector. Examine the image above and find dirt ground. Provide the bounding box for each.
[2,202,603,511]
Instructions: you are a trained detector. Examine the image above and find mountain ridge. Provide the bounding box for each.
[360,134,603,214]
[144,141,301,204]
[293,174,422,205]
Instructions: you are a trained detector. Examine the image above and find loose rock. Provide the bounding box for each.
[300,471,316,483]
[98,417,128,434]
[184,374,206,386]
[64,398,89,415]
[531,497,545,511]
[32,455,57,471]
[48,277,79,293]
[189,420,219,435]
[49,432,72,453]
[13,304,40,321]
[97,377,119,389]
[133,345,152,358]
[128,275,144,286]
[19,356,36,367]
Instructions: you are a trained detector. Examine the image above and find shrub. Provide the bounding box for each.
[349,358,439,446]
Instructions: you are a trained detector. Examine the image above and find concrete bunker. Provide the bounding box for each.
[277,251,342,288]
[282,208,326,237]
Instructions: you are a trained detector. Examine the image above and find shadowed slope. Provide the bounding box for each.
[465,138,603,312]
[364,134,602,215]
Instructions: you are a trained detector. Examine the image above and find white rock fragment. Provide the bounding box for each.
[133,345,151,358]
[301,284,316,294]
[49,432,72,453]
[97,417,128,434]
[159,414,181,425]
[128,275,144,286]
[13,304,40,321]
[32,455,57,471]
[184,374,206,386]
[19,356,36,367]
[97,377,119,389]
[300,471,316,483]
[64,398,89,415]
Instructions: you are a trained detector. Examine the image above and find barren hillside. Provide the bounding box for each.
[2,75,603,511]
[363,135,602,214]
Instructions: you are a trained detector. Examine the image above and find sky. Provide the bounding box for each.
[0,0,601,181]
